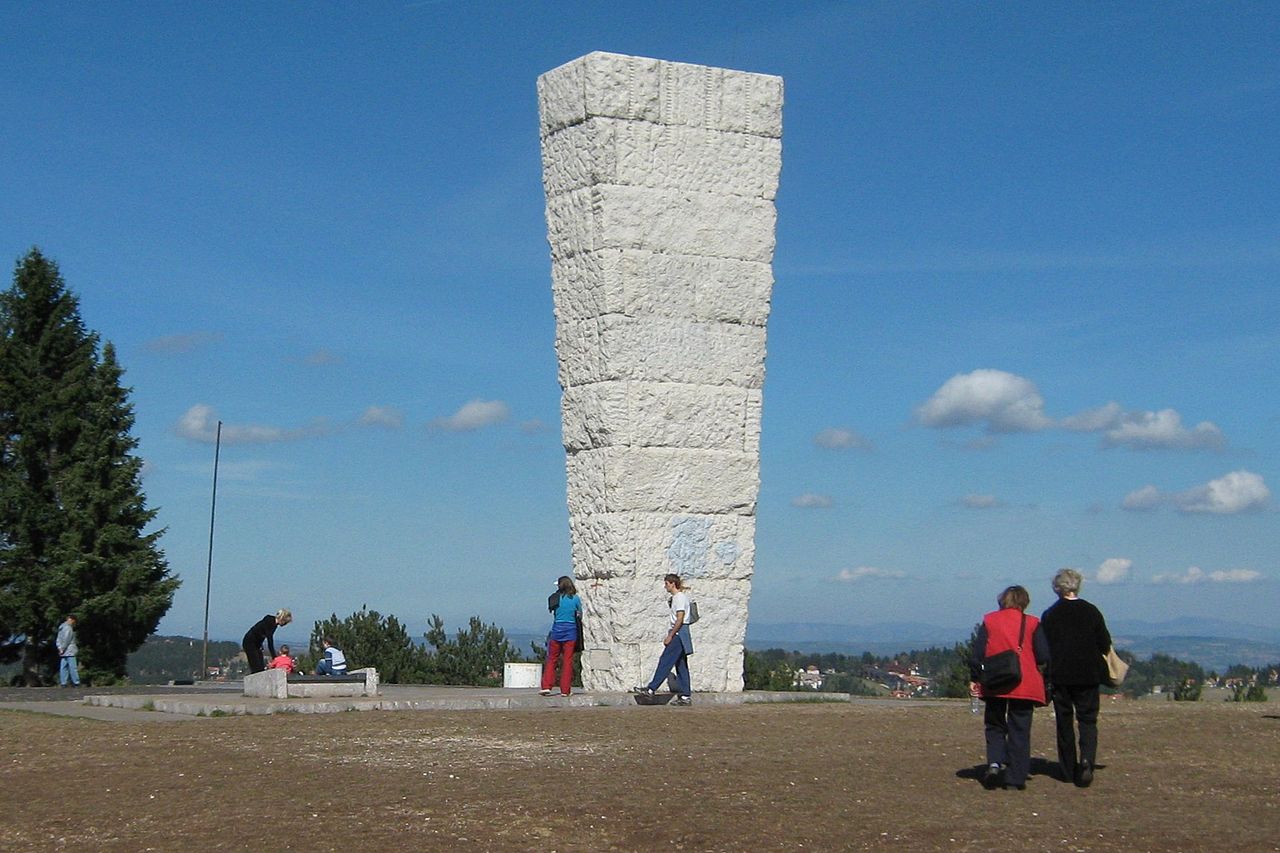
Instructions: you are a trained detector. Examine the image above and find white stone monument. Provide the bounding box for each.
[538,52,782,692]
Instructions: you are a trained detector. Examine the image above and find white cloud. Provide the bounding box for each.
[1121,485,1164,511]
[1096,558,1132,584]
[814,428,874,450]
[918,371,1226,451]
[1208,568,1263,583]
[836,566,907,582]
[359,406,404,429]
[792,493,833,508]
[144,331,222,354]
[915,369,1052,433]
[1060,402,1123,432]
[1174,470,1269,514]
[520,419,550,435]
[959,493,1000,509]
[176,404,327,444]
[1151,566,1263,584]
[1101,409,1224,450]
[430,399,510,432]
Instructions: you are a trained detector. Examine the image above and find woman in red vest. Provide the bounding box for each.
[969,585,1049,790]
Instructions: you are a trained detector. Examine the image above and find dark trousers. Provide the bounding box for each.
[1052,684,1100,780]
[244,644,266,674]
[984,698,1036,786]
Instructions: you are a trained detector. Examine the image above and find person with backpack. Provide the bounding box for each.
[632,573,695,706]
[540,575,582,697]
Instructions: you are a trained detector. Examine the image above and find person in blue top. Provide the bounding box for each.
[315,638,348,676]
[540,575,582,696]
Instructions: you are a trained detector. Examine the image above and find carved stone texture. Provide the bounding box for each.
[539,52,782,692]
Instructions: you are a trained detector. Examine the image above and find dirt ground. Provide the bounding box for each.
[2,697,1277,851]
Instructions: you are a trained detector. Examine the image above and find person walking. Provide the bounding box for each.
[632,574,694,706]
[1041,568,1113,787]
[56,614,80,687]
[241,609,292,674]
[540,575,582,697]
[970,585,1049,790]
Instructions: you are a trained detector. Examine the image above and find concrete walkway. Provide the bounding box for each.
[0,683,851,721]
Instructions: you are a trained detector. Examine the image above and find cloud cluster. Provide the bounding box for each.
[959,493,1000,509]
[1122,470,1270,514]
[1074,557,1260,585]
[1151,566,1263,585]
[835,566,906,582]
[792,493,833,508]
[916,369,1224,450]
[178,398,519,444]
[177,404,329,444]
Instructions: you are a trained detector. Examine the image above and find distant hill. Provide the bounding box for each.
[745,619,1280,672]
[1110,636,1280,673]
[128,635,244,683]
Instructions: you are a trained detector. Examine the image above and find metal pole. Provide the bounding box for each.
[201,421,222,681]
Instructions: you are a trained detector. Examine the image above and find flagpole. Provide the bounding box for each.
[201,420,223,681]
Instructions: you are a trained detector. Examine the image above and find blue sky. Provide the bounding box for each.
[3,2,1276,643]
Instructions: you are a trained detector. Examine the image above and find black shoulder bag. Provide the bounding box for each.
[978,613,1025,694]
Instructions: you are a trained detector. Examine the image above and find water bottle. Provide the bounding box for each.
[970,694,981,715]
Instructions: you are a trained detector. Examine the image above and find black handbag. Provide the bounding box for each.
[979,613,1025,694]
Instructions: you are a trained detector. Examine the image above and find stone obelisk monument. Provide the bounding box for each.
[538,52,782,692]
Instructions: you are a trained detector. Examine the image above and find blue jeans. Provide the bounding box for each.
[59,656,80,686]
[645,639,690,697]
[316,660,346,676]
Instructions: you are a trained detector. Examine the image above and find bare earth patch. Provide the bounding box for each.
[3,700,1277,851]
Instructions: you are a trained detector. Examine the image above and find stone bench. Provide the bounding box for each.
[244,667,379,699]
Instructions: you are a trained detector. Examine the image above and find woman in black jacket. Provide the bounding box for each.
[242,609,293,674]
[1040,569,1112,787]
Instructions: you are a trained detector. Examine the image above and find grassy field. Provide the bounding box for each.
[3,697,1277,851]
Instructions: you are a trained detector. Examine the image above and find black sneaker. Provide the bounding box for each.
[631,686,655,696]
[672,696,692,706]
[982,764,1003,790]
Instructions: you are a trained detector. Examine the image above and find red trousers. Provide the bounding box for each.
[541,638,576,694]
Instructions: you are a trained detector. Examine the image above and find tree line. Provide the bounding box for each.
[744,642,1274,701]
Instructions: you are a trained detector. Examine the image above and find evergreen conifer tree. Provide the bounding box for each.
[0,249,178,684]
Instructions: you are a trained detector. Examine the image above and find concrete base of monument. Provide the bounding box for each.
[78,685,853,717]
[243,667,380,699]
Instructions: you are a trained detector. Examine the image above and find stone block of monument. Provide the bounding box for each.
[538,51,782,692]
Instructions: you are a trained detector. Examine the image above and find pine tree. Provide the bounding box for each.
[0,249,178,684]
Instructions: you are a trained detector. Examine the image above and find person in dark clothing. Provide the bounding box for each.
[242,609,293,674]
[1041,568,1112,788]
[969,585,1050,791]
